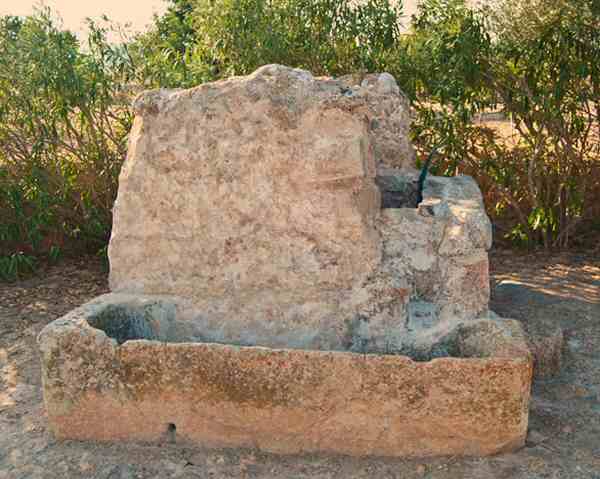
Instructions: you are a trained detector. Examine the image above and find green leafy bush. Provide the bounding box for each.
[0,9,135,278]
[132,0,406,88]
[197,0,402,78]
[486,0,600,248]
[1,0,598,283]
[129,0,201,88]
[408,0,600,248]
[0,252,35,281]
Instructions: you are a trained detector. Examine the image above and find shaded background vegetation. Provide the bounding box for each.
[0,0,598,280]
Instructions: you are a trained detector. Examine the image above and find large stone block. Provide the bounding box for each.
[109,65,421,349]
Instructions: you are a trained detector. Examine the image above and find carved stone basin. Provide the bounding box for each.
[39,293,531,457]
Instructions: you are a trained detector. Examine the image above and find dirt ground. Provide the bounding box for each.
[1,249,599,479]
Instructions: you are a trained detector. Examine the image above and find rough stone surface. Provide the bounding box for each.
[492,281,564,379]
[38,294,532,458]
[108,65,492,351]
[340,72,416,171]
[379,173,492,319]
[524,317,564,379]
[109,64,418,349]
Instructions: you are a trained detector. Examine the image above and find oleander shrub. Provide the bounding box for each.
[131,0,408,88]
[408,0,600,248]
[2,0,599,283]
[0,10,135,279]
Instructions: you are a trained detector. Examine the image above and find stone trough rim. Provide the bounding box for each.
[38,292,532,365]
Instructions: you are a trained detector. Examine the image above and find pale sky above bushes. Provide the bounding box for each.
[0,0,167,39]
[0,1,429,39]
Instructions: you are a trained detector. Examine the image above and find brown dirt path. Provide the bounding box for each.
[1,250,599,479]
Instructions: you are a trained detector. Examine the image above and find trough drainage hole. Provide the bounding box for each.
[167,423,177,443]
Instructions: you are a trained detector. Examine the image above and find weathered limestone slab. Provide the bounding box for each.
[108,64,421,350]
[38,294,532,458]
[107,65,496,352]
[337,72,416,171]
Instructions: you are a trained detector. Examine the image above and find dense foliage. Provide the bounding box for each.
[0,0,598,279]
[133,0,406,88]
[409,0,600,248]
[0,10,135,279]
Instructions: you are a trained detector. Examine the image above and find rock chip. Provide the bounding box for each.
[525,317,563,379]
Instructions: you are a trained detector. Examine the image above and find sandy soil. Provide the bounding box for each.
[1,249,599,479]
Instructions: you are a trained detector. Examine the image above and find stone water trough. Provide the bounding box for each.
[39,65,533,457]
